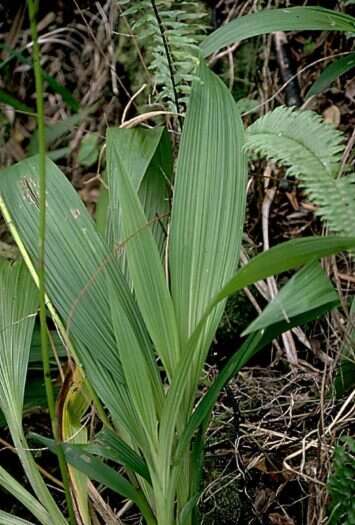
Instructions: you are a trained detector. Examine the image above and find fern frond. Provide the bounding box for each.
[245,107,355,239]
[119,0,207,112]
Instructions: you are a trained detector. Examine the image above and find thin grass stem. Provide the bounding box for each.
[27,1,76,523]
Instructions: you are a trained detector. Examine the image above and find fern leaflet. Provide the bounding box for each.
[245,106,355,239]
[119,0,207,112]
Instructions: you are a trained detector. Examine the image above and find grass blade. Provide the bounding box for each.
[0,88,34,114]
[307,52,355,98]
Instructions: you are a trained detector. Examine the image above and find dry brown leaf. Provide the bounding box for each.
[323,105,341,127]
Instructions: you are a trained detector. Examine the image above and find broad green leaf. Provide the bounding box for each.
[212,236,355,308]
[0,261,67,524]
[0,156,154,447]
[110,285,162,447]
[243,261,338,335]
[307,52,355,98]
[31,433,155,525]
[169,58,247,344]
[0,466,50,525]
[160,58,247,495]
[201,7,355,56]
[109,133,180,377]
[106,126,172,276]
[63,428,151,483]
[0,261,38,423]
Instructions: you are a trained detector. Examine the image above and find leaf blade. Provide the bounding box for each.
[108,131,180,377]
[242,261,338,335]
[169,58,247,344]
[307,52,355,98]
[201,7,355,57]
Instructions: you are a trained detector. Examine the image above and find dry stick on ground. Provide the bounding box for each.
[88,481,126,525]
[262,166,298,365]
[283,389,355,488]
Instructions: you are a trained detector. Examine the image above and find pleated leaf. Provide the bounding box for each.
[106,126,172,270]
[108,135,180,377]
[31,433,154,524]
[0,255,67,525]
[0,156,154,444]
[0,260,37,425]
[159,59,247,496]
[169,58,247,344]
[87,427,151,482]
[110,285,162,448]
[201,7,355,57]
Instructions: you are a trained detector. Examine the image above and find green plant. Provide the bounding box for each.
[245,106,355,239]
[244,104,355,396]
[1,5,355,525]
[327,437,355,525]
[306,52,355,99]
[119,0,207,112]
